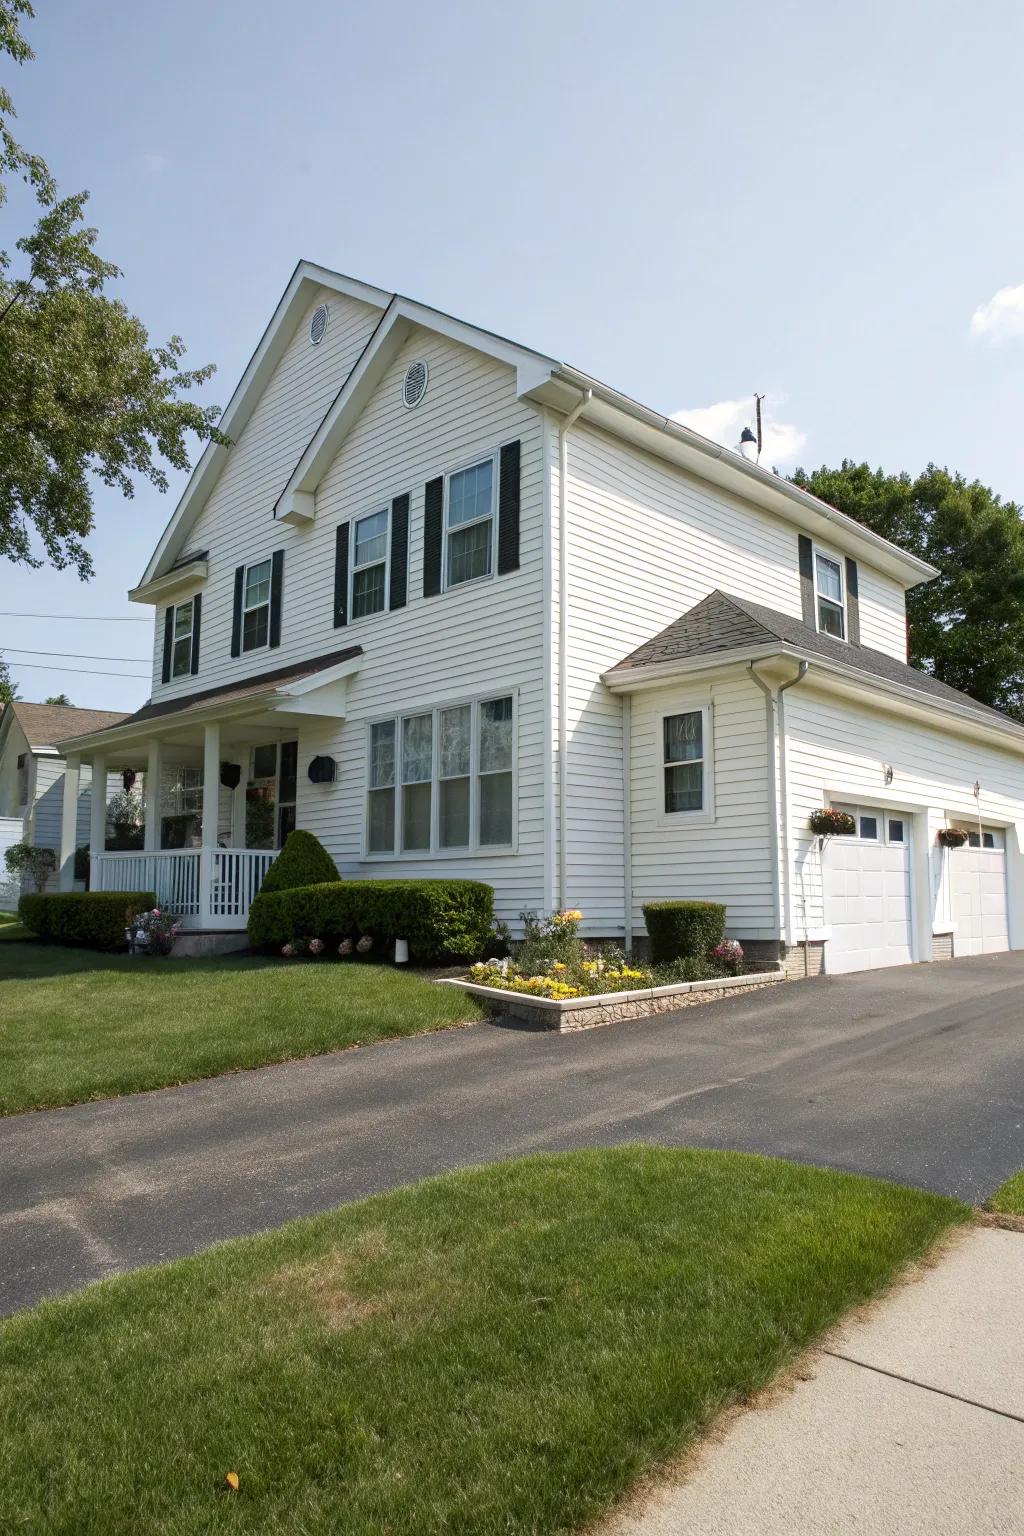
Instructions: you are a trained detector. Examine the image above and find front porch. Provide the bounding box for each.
[55,646,362,933]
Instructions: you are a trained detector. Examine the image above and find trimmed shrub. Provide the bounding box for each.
[259,829,338,896]
[248,878,494,964]
[18,891,156,951]
[642,900,727,965]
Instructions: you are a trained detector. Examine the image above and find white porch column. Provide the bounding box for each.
[144,738,162,852]
[89,751,107,889]
[198,722,220,923]
[58,753,81,891]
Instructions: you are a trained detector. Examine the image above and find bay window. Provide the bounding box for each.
[366,693,516,855]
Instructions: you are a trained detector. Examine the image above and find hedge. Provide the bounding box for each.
[642,900,727,964]
[258,829,338,895]
[248,878,494,964]
[18,891,156,952]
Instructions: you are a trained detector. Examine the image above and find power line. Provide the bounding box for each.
[6,660,150,679]
[0,611,150,623]
[4,647,149,664]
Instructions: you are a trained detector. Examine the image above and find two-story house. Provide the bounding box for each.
[56,261,1024,971]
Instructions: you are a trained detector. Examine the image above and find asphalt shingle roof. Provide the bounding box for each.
[608,590,1019,732]
[9,701,129,751]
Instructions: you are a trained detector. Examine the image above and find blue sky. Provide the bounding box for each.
[3,0,1023,711]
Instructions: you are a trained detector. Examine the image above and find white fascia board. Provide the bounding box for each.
[137,262,392,587]
[277,298,558,515]
[603,643,783,692]
[129,559,209,605]
[552,367,937,589]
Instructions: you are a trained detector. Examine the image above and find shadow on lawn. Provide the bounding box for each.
[0,941,282,984]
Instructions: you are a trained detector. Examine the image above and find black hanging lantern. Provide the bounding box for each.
[219,762,242,790]
[121,768,137,793]
[308,755,337,785]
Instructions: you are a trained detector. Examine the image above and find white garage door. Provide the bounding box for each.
[823,807,913,974]
[952,828,1008,956]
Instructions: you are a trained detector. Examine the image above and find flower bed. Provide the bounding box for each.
[449,908,781,1031]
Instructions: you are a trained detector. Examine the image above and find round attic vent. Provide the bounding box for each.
[309,303,329,345]
[402,359,429,409]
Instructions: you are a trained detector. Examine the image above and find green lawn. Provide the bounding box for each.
[0,1147,965,1536]
[0,942,483,1114]
[986,1170,1024,1214]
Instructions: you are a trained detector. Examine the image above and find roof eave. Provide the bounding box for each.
[548,367,938,589]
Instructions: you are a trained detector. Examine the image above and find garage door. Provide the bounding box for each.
[951,827,1008,956]
[823,806,913,974]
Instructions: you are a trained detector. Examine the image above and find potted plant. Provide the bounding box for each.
[808,808,856,838]
[126,907,181,956]
[937,826,970,849]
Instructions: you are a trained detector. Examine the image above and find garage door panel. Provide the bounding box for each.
[951,843,1008,958]
[824,813,913,975]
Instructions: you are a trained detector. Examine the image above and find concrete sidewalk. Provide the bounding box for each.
[602,1224,1024,1535]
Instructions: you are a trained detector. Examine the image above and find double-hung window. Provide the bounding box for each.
[351,508,389,619]
[242,559,272,651]
[815,552,846,639]
[662,709,707,816]
[171,599,194,678]
[445,457,495,588]
[365,693,515,855]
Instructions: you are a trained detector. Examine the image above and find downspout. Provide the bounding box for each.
[558,387,591,909]
[777,660,809,967]
[621,693,632,951]
[747,658,808,968]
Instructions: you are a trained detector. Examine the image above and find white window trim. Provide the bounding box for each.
[349,505,391,622]
[170,597,194,679]
[361,687,518,860]
[242,558,272,653]
[832,802,907,847]
[813,544,848,643]
[442,449,499,593]
[655,699,715,827]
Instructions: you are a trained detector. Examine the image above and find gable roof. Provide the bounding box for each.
[139,260,937,592]
[7,701,128,752]
[606,589,1021,736]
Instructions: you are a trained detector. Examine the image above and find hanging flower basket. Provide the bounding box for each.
[808,808,856,838]
[937,826,970,849]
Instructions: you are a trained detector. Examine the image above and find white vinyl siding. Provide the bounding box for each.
[628,673,774,941]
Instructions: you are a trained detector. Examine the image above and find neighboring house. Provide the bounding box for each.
[0,701,127,906]
[54,261,1024,971]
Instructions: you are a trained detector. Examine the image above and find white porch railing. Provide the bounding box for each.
[92,848,275,931]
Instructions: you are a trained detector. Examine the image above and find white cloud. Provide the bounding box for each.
[969,284,1024,344]
[670,396,806,468]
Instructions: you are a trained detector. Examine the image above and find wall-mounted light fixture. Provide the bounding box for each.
[883,764,894,785]
[308,755,337,785]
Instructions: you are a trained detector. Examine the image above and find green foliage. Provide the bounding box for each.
[248,878,494,964]
[18,890,155,950]
[3,841,55,890]
[105,786,144,851]
[790,460,1024,721]
[642,900,727,964]
[259,830,337,896]
[0,653,15,701]
[516,909,585,972]
[73,844,89,882]
[43,692,70,705]
[0,4,224,577]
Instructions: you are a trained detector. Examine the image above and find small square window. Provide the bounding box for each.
[967,832,981,848]
[983,831,995,849]
[887,818,904,844]
[859,815,878,840]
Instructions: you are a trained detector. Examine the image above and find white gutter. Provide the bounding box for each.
[553,365,937,587]
[558,386,591,909]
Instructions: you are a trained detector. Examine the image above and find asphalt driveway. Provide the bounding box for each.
[2,952,1023,1315]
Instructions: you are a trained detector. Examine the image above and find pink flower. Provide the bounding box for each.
[308,937,324,956]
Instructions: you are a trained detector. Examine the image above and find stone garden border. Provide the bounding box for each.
[439,969,783,1033]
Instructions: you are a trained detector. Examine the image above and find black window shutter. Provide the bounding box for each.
[845,557,860,645]
[798,535,815,626]
[269,549,284,648]
[230,566,245,657]
[190,593,202,675]
[423,476,444,597]
[161,607,174,684]
[390,493,409,610]
[497,439,521,575]
[334,523,350,627]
